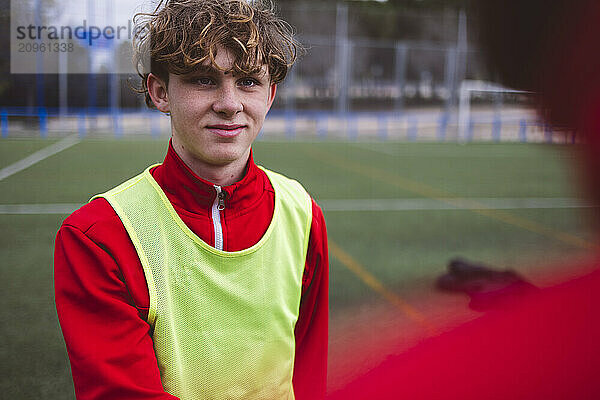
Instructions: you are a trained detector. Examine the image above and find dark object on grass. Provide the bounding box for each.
[437,258,539,311]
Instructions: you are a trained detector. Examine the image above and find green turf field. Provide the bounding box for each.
[0,137,595,398]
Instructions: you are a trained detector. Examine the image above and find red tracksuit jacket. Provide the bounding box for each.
[54,142,329,399]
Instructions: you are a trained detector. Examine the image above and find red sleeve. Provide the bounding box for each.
[293,199,329,400]
[327,268,600,400]
[54,204,178,400]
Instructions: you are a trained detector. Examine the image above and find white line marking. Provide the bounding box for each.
[0,198,593,215]
[350,143,573,159]
[319,198,594,212]
[0,204,82,214]
[0,135,80,182]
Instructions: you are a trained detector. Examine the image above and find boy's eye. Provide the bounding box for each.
[194,77,214,85]
[239,78,259,87]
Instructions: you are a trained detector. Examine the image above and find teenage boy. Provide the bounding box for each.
[54,1,328,399]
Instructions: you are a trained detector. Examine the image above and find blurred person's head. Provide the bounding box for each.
[473,0,600,130]
[473,0,600,218]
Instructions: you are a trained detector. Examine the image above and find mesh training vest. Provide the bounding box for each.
[92,165,312,400]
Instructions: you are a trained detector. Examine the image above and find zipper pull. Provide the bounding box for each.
[214,185,226,211]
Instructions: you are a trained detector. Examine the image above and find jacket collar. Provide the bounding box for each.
[151,140,265,215]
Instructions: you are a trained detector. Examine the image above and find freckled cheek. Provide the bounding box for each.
[245,98,272,120]
[173,99,212,125]
[171,106,206,139]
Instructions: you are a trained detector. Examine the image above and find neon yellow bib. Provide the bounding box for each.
[93,165,312,400]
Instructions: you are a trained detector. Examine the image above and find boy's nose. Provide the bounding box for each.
[212,84,243,116]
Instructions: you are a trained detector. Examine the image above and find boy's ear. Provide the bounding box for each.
[147,73,170,113]
[267,83,277,111]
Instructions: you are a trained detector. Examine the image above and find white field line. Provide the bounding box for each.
[319,197,594,212]
[0,135,80,182]
[0,198,594,215]
[0,204,82,214]
[350,143,565,159]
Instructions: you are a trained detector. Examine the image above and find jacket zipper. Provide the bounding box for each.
[212,185,226,251]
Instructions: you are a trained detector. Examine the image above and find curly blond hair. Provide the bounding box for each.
[133,0,300,108]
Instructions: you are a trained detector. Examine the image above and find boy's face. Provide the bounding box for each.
[149,46,276,174]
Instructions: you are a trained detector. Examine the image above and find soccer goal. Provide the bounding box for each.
[457,80,547,143]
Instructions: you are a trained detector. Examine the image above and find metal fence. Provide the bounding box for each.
[2,2,563,142]
[0,105,575,144]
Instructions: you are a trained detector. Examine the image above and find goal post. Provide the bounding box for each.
[458,80,534,142]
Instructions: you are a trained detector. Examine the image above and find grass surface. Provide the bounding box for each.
[0,138,594,398]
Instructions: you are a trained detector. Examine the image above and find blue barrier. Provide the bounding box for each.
[519,119,527,142]
[150,113,161,138]
[78,111,87,138]
[316,115,328,139]
[112,111,122,138]
[467,120,475,142]
[0,107,554,144]
[38,107,48,138]
[1,110,7,138]
[407,116,418,141]
[544,124,553,143]
[492,116,501,142]
[378,114,388,140]
[347,114,358,141]
[437,113,448,141]
[285,111,296,139]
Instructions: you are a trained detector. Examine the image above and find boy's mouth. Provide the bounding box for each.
[206,124,246,137]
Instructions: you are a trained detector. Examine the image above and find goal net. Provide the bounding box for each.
[457,80,565,143]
